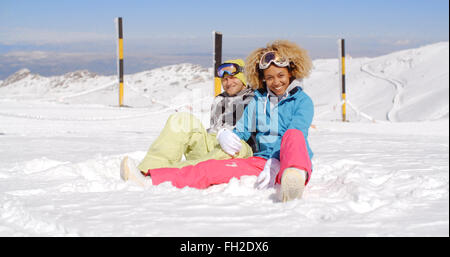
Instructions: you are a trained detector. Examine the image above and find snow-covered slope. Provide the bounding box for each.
[0,42,448,236]
[303,41,449,122]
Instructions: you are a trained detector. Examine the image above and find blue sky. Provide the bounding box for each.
[0,0,448,78]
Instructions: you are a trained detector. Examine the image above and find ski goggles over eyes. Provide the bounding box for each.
[258,51,290,70]
[217,63,244,78]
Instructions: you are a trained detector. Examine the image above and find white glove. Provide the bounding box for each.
[256,158,280,190]
[216,128,242,156]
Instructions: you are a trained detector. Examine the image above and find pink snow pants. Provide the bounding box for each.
[146,129,312,189]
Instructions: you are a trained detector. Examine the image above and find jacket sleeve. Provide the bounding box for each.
[208,96,223,134]
[232,97,257,141]
[270,95,314,160]
[209,100,216,128]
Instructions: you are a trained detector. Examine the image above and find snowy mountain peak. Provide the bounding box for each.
[157,63,209,73]
[127,63,213,93]
[50,70,99,88]
[62,70,98,80]
[1,68,37,87]
[133,63,211,79]
[15,68,31,75]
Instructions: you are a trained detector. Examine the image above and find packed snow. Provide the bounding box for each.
[0,42,448,236]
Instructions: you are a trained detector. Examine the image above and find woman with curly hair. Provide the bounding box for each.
[219,40,314,201]
[127,41,314,202]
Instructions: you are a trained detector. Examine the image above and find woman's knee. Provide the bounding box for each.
[282,129,306,144]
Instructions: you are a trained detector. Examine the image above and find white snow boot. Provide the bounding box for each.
[120,156,151,187]
[280,168,307,202]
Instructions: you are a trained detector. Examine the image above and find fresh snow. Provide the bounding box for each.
[0,42,448,236]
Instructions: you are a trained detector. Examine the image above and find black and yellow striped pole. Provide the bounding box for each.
[116,17,124,107]
[339,38,346,122]
[213,31,222,96]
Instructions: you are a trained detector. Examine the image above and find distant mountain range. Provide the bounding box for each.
[1,42,448,122]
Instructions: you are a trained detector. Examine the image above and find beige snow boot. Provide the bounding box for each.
[120,156,150,187]
[280,168,307,202]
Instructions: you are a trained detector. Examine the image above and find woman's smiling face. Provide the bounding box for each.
[263,64,292,96]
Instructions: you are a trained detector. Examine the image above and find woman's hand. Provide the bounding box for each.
[256,158,280,189]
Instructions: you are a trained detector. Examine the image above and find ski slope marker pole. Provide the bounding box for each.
[213,31,222,97]
[116,17,124,107]
[339,38,346,122]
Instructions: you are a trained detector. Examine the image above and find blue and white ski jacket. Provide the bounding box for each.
[233,80,314,160]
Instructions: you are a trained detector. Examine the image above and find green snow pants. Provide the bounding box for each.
[137,112,253,171]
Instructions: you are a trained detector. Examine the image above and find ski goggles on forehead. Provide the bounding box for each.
[259,51,290,70]
[217,63,243,78]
